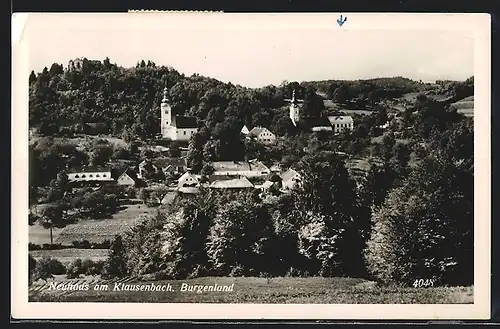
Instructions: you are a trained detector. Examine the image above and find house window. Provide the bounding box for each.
[102,174,107,177]
[166,121,169,125]
[165,109,169,114]
[183,131,186,135]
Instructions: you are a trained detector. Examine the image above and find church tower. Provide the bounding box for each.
[289,89,301,126]
[160,87,172,137]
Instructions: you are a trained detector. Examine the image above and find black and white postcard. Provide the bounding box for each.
[12,13,491,320]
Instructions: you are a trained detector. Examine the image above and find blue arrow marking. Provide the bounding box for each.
[337,15,347,27]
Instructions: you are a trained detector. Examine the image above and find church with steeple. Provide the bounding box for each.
[288,89,302,126]
[160,86,198,141]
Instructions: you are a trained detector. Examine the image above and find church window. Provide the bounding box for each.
[74,175,79,178]
[89,174,93,177]
[82,174,86,178]
[183,131,186,135]
[96,174,100,177]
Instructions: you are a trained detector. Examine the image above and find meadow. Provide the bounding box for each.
[29,203,157,245]
[29,276,474,304]
[30,248,109,265]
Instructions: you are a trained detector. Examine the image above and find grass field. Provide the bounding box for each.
[54,203,156,244]
[29,203,157,245]
[29,135,128,149]
[30,249,109,265]
[29,276,473,304]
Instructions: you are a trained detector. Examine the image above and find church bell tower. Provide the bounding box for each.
[289,89,301,126]
[160,86,172,137]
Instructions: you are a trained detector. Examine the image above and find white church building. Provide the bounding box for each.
[287,89,354,133]
[160,87,198,141]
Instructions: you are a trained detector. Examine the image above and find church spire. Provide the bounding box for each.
[162,85,170,103]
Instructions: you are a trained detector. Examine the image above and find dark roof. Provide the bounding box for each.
[303,116,334,128]
[120,168,138,181]
[67,166,112,173]
[172,115,198,129]
[153,157,187,169]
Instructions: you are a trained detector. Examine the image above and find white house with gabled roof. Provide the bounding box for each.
[327,115,354,133]
[246,126,276,145]
[178,172,200,189]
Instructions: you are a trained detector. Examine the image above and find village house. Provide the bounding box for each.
[160,87,198,141]
[327,115,354,133]
[153,157,188,174]
[254,180,275,191]
[67,167,115,184]
[116,169,140,187]
[246,126,277,145]
[240,125,250,135]
[269,163,282,173]
[137,160,158,179]
[178,172,201,189]
[211,160,271,178]
[280,169,302,191]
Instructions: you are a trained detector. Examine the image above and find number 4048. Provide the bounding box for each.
[413,279,436,288]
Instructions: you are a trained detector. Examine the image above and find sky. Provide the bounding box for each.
[23,14,475,88]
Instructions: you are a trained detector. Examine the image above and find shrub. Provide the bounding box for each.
[102,235,128,279]
[297,214,344,277]
[29,254,37,285]
[33,257,66,281]
[66,258,83,279]
[86,260,105,276]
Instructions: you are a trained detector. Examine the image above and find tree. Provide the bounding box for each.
[168,141,182,158]
[102,235,128,278]
[392,142,410,169]
[29,254,37,286]
[29,71,37,84]
[332,85,349,104]
[364,154,473,286]
[40,203,64,244]
[90,144,113,166]
[294,152,356,226]
[301,86,324,119]
[46,172,70,203]
[200,163,215,177]
[381,132,396,161]
[206,196,275,276]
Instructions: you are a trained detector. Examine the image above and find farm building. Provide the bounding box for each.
[67,167,115,185]
[327,116,354,133]
[117,169,140,187]
[280,169,301,191]
[246,126,277,145]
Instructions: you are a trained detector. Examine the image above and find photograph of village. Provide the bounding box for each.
[25,21,475,304]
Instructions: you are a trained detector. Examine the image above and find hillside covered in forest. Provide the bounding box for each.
[29,57,474,142]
